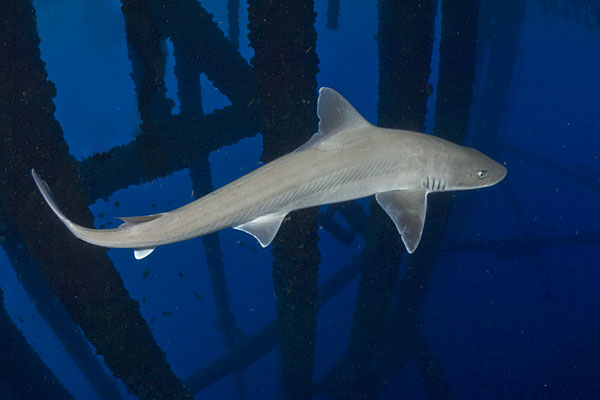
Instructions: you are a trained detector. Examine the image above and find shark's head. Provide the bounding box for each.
[445,146,507,191]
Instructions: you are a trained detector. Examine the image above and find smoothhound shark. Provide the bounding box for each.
[32,87,506,259]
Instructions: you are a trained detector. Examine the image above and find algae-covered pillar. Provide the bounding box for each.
[149,0,255,107]
[395,0,481,311]
[377,0,435,131]
[248,0,321,398]
[0,1,190,398]
[0,203,122,399]
[79,0,257,201]
[375,0,481,395]
[320,1,437,398]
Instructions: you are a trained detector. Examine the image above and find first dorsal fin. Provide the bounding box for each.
[295,87,372,152]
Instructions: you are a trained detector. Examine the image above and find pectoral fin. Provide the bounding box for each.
[234,212,288,247]
[376,189,428,254]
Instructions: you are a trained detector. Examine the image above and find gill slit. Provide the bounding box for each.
[423,176,447,191]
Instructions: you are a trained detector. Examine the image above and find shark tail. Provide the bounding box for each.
[31,169,81,232]
[32,169,161,260]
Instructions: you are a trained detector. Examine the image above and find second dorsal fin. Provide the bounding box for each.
[118,214,163,227]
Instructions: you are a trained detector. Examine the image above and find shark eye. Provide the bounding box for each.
[476,170,487,179]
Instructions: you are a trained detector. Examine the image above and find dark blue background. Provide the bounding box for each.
[1,0,599,398]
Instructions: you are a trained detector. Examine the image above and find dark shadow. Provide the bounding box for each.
[184,254,364,394]
[228,0,241,49]
[0,287,75,399]
[327,0,341,30]
[0,202,122,399]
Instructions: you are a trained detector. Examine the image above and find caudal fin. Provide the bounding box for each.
[31,169,75,228]
[32,169,160,259]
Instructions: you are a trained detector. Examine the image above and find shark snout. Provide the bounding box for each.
[481,157,507,188]
[498,163,507,181]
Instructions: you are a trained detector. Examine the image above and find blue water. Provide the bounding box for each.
[1,0,599,399]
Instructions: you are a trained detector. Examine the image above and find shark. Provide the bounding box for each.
[32,87,506,260]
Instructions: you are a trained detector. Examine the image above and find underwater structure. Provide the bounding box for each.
[0,0,539,398]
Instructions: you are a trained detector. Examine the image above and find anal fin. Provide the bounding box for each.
[134,247,156,260]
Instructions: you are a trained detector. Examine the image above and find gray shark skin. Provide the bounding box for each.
[32,87,506,259]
